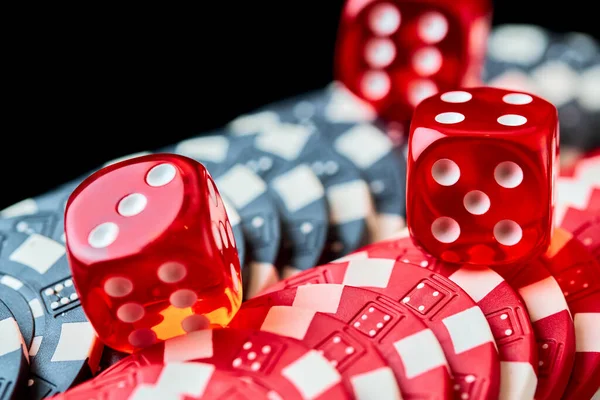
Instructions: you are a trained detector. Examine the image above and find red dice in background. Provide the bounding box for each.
[335,0,492,124]
[406,87,559,266]
[64,154,243,353]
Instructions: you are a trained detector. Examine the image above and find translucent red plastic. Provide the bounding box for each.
[64,154,242,353]
[335,0,492,123]
[406,87,559,266]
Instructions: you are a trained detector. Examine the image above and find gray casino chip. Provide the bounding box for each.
[227,121,375,262]
[483,24,600,152]
[229,82,407,242]
[540,32,600,150]
[0,231,103,399]
[172,134,328,292]
[0,298,29,400]
[0,179,83,243]
[0,153,247,267]
[164,141,281,298]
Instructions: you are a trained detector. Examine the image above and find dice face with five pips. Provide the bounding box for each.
[64,154,242,353]
[406,87,559,266]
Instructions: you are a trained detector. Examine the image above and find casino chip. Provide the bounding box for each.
[540,226,600,400]
[99,328,350,400]
[261,259,500,400]
[487,246,577,400]
[0,231,103,399]
[230,301,403,399]
[330,229,539,400]
[221,135,329,281]
[0,179,82,243]
[228,120,375,262]
[52,362,280,400]
[168,139,283,297]
[229,82,408,242]
[230,284,451,399]
[483,24,600,153]
[556,152,600,230]
[0,298,29,400]
[172,134,329,290]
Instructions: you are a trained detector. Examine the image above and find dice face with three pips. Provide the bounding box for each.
[407,87,559,265]
[64,154,242,353]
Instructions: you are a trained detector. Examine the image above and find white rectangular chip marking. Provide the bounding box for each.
[220,196,241,226]
[324,84,376,123]
[271,165,325,213]
[442,306,495,354]
[228,111,281,136]
[158,362,213,396]
[130,362,215,400]
[9,234,65,275]
[574,313,600,352]
[393,329,448,378]
[518,277,568,322]
[164,329,214,362]
[1,275,24,290]
[0,317,22,356]
[281,350,342,399]
[29,336,42,356]
[0,198,39,217]
[592,386,600,400]
[175,136,230,163]
[261,306,316,341]
[254,125,312,160]
[351,367,402,400]
[498,361,537,400]
[29,299,44,319]
[342,259,395,288]
[50,322,96,362]
[332,251,369,263]
[448,267,503,303]
[293,284,343,314]
[371,214,406,243]
[333,125,392,169]
[216,165,267,209]
[327,180,374,224]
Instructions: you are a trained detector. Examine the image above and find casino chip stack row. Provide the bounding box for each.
[0,26,598,400]
[17,118,596,400]
[42,147,599,399]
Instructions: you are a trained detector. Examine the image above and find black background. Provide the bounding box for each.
[3,1,598,209]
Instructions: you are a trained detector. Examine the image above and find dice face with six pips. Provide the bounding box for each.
[406,87,559,266]
[64,154,242,353]
[335,0,492,122]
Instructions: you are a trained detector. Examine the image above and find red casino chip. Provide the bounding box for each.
[98,328,350,400]
[313,228,572,400]
[50,362,277,399]
[569,213,600,258]
[232,284,452,399]
[541,226,600,400]
[491,251,576,400]
[229,299,404,399]
[556,151,600,229]
[262,258,500,400]
[327,229,539,399]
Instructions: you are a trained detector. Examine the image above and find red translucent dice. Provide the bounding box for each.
[64,154,243,353]
[335,0,492,122]
[406,87,559,265]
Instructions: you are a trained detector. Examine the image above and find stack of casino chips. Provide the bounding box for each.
[0,25,598,400]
